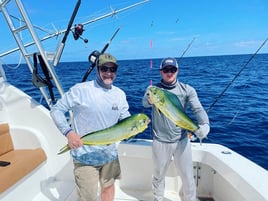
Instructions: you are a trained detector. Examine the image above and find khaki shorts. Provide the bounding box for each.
[73,159,121,201]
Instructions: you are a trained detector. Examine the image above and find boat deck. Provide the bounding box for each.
[64,180,215,201]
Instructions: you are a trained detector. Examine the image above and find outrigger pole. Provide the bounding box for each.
[0,0,150,58]
[206,38,268,113]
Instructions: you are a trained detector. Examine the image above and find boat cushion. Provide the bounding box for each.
[0,123,47,193]
[0,123,14,155]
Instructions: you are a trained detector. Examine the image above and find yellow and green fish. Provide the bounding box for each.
[58,113,150,154]
[148,86,198,132]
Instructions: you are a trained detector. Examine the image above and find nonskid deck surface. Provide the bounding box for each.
[114,188,215,201]
[65,181,183,201]
[35,185,216,201]
[94,180,215,201]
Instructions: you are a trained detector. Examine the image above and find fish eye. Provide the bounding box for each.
[140,118,147,125]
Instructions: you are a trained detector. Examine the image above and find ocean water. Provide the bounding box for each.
[3,54,268,170]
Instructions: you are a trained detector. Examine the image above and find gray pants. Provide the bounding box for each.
[152,138,197,201]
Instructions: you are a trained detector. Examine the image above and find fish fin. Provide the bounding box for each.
[57,144,71,155]
[163,89,184,110]
[156,108,161,115]
[123,136,135,143]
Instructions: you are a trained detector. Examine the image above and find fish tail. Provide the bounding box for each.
[57,144,71,155]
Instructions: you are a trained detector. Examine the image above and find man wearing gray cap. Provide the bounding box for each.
[50,53,130,201]
[142,57,210,201]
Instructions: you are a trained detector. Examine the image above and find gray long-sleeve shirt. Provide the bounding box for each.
[142,81,209,143]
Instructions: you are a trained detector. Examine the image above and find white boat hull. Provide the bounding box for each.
[0,1,267,199]
[0,77,268,201]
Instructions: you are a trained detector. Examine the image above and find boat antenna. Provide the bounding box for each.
[206,38,268,113]
[81,27,121,82]
[177,37,195,63]
[53,0,81,66]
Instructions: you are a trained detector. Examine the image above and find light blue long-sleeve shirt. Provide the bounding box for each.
[50,80,130,166]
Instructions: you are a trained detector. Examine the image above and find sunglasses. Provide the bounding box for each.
[99,65,117,73]
[161,67,177,74]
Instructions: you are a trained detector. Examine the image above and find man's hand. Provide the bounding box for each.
[66,131,83,149]
[194,124,210,140]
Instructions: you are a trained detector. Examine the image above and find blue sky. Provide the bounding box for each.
[1,0,268,63]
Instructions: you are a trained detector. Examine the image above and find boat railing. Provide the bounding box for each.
[0,0,65,108]
[1,0,150,108]
[0,61,7,82]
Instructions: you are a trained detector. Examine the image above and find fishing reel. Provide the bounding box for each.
[81,27,120,82]
[72,24,88,43]
[88,50,100,65]
[81,50,100,82]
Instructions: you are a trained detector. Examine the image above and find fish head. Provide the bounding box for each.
[134,113,150,132]
[148,86,165,105]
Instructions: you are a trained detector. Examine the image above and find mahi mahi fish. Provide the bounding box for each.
[148,86,198,132]
[58,113,150,154]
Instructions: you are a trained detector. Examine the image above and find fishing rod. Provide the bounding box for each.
[53,0,81,66]
[206,38,268,113]
[81,27,121,82]
[177,37,195,63]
